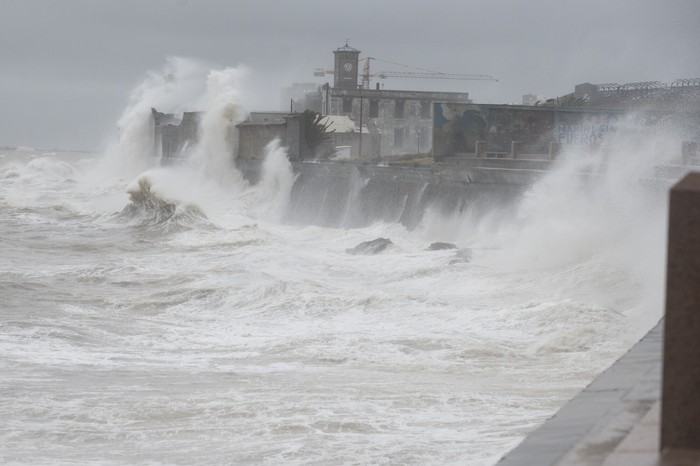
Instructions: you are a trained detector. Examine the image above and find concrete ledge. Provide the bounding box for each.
[498,320,663,466]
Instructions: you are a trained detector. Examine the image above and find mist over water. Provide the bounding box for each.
[0,60,682,465]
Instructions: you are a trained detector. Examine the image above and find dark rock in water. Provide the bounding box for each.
[449,248,473,264]
[427,242,457,251]
[346,238,393,255]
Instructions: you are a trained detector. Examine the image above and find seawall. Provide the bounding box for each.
[237,159,546,229]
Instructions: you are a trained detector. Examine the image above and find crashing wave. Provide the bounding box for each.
[116,176,210,231]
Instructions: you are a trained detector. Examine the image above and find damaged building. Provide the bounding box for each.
[152,108,339,163]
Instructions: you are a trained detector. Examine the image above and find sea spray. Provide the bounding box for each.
[488,118,685,338]
[98,57,211,180]
[190,67,249,189]
[74,59,260,229]
[494,117,678,268]
[255,138,296,221]
[87,57,299,227]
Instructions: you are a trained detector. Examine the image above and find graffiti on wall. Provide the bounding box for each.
[554,113,620,146]
[432,103,625,158]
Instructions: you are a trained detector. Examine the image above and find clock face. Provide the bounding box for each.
[343,62,353,72]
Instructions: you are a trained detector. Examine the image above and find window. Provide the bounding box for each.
[420,100,431,118]
[394,100,405,119]
[369,99,379,118]
[342,97,353,113]
[394,127,405,149]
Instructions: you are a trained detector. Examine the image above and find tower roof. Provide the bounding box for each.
[335,42,359,53]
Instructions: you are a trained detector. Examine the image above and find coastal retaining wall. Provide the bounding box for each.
[237,159,544,229]
[433,104,625,160]
[433,103,700,162]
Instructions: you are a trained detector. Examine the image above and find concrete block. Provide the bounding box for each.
[475,140,486,158]
[510,141,521,159]
[661,172,700,451]
[549,142,561,160]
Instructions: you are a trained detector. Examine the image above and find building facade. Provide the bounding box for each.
[573,80,700,112]
[320,44,472,158]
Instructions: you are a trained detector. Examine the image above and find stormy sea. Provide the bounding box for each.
[0,62,679,465]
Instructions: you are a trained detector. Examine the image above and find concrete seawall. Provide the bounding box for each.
[237,159,546,229]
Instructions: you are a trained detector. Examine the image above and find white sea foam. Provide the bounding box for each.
[0,64,683,465]
[0,146,667,464]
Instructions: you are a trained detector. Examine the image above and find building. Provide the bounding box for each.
[572,79,700,112]
[432,102,700,162]
[153,109,317,162]
[280,83,322,113]
[432,103,624,160]
[237,112,309,161]
[521,93,540,106]
[151,109,199,161]
[319,44,473,158]
[153,44,492,163]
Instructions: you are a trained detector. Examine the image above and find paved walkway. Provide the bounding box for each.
[498,320,665,465]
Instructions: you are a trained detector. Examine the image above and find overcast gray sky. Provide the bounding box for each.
[1,0,699,150]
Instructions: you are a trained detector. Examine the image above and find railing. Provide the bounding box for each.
[471,140,562,161]
[454,140,700,164]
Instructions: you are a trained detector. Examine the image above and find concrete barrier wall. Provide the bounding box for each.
[433,103,625,160]
[237,159,542,229]
[432,103,700,162]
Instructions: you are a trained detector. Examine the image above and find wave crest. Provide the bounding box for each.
[116,176,210,231]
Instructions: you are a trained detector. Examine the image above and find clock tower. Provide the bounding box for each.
[333,43,360,90]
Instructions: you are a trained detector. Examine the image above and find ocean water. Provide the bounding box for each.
[0,63,679,465]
